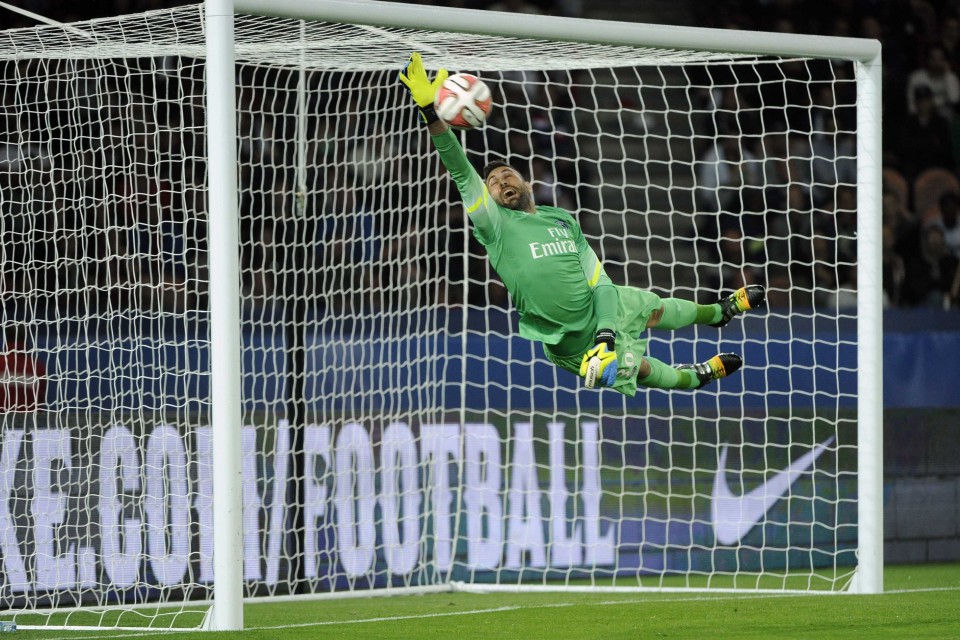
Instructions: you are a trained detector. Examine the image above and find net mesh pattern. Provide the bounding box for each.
[0,3,859,629]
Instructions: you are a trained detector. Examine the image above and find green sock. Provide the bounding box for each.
[657,298,722,330]
[703,304,723,326]
[637,357,699,390]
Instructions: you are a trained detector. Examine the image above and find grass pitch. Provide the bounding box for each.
[18,563,960,640]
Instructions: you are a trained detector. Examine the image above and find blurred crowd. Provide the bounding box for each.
[0,0,959,325]
[423,0,960,310]
[689,0,960,310]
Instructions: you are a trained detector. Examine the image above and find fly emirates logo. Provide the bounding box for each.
[529,226,576,259]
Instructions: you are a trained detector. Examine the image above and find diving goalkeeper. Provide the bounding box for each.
[400,53,765,395]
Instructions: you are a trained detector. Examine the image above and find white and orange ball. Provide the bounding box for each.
[434,73,493,129]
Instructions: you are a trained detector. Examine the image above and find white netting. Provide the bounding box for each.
[0,5,764,69]
[0,3,860,630]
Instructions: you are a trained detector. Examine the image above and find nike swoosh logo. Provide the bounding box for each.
[711,437,834,545]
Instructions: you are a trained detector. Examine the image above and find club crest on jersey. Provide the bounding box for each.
[555,220,570,230]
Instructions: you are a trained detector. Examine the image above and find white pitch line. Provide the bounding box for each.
[249,585,960,632]
[36,585,960,640]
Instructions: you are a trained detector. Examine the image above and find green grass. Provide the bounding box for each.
[12,563,960,640]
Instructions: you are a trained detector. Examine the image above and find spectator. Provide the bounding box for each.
[882,223,906,307]
[0,324,46,412]
[759,124,793,214]
[824,264,858,310]
[897,84,955,182]
[901,225,960,307]
[951,259,960,308]
[810,233,841,308]
[906,45,960,120]
[928,191,960,257]
[804,109,858,208]
[882,189,922,259]
[705,226,763,296]
[938,13,960,73]
[695,130,765,236]
[836,185,859,238]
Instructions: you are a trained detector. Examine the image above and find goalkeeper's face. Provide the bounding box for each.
[485,166,534,212]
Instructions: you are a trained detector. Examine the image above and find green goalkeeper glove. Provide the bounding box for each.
[579,329,618,389]
[399,52,449,125]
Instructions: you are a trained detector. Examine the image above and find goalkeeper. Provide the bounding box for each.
[400,53,765,395]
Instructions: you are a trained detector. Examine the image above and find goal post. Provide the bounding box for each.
[853,49,883,598]
[205,0,244,631]
[231,0,883,596]
[0,0,882,632]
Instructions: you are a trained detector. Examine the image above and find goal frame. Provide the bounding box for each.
[202,0,883,630]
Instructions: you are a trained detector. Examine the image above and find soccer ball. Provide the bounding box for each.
[434,73,493,129]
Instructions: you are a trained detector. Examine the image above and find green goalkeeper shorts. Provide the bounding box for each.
[544,286,662,397]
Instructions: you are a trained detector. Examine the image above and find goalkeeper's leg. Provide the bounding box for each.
[638,353,743,390]
[651,285,766,330]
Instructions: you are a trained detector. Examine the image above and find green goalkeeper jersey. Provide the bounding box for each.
[431,129,617,356]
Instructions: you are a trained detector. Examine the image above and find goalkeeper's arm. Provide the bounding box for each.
[579,276,620,389]
[399,52,449,136]
[400,52,497,241]
[427,114,448,137]
[400,53,480,191]
[577,231,619,388]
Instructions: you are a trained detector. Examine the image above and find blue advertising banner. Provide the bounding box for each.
[29,310,960,412]
[0,409,854,603]
[1,309,951,602]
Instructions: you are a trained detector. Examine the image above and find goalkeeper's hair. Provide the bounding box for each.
[482,159,515,181]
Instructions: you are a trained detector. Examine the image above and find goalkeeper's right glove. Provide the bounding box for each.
[579,329,618,389]
[399,52,449,126]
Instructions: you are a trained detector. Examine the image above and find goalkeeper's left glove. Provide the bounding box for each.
[579,329,618,389]
[399,52,449,126]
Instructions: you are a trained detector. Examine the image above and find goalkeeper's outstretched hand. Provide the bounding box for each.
[399,52,448,125]
[579,329,618,389]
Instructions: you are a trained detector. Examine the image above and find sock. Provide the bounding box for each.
[657,298,722,330]
[637,357,699,389]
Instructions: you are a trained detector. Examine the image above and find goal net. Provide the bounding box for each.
[0,1,881,631]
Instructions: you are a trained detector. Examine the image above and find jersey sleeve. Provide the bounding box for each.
[430,129,502,245]
[569,212,618,331]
